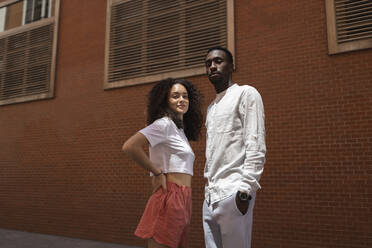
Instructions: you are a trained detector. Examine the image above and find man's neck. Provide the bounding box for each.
[214,80,234,94]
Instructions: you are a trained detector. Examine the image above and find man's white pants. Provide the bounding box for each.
[203,192,256,248]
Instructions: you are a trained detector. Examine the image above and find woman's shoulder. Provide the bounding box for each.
[151,116,172,128]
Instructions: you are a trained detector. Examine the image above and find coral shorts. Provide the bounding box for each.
[134,182,192,248]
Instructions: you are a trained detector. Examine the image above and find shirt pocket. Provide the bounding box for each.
[215,114,241,133]
[214,114,231,133]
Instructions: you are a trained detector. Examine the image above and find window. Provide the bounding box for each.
[0,0,59,106]
[104,0,235,89]
[23,0,52,25]
[325,0,372,54]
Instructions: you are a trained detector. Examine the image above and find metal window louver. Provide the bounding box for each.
[107,0,227,83]
[0,23,54,101]
[335,0,372,43]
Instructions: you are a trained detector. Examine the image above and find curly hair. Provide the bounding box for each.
[146,78,203,141]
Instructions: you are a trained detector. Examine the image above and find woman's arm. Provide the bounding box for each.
[122,132,167,192]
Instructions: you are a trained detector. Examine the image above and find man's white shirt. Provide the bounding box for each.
[205,83,266,204]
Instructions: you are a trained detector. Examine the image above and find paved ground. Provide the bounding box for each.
[0,229,142,248]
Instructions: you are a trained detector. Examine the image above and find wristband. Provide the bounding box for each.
[238,191,251,201]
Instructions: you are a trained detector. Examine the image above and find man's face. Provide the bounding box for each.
[205,50,232,85]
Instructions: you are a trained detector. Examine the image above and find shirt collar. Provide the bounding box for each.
[214,83,237,104]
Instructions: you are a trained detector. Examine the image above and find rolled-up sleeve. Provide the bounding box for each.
[238,88,266,194]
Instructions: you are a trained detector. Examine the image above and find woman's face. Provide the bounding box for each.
[168,83,189,119]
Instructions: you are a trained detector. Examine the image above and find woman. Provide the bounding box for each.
[122,78,203,248]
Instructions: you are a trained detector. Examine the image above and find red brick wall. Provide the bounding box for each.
[240,1,372,248]
[0,0,371,247]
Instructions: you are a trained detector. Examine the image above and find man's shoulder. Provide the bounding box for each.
[233,83,261,98]
[235,83,258,92]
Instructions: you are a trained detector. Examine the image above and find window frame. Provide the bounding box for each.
[0,0,60,106]
[104,0,235,89]
[325,0,372,54]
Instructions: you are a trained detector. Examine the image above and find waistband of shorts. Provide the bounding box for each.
[166,181,191,192]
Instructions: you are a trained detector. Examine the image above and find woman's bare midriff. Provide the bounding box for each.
[166,173,192,187]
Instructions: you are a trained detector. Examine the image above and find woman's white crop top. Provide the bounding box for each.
[139,117,195,176]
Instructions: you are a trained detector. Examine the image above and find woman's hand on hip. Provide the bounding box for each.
[152,173,167,193]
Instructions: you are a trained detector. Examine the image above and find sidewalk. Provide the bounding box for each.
[0,229,142,248]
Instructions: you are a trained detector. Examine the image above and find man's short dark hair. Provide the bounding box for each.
[207,46,233,64]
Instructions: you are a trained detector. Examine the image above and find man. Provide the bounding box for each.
[203,47,266,248]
